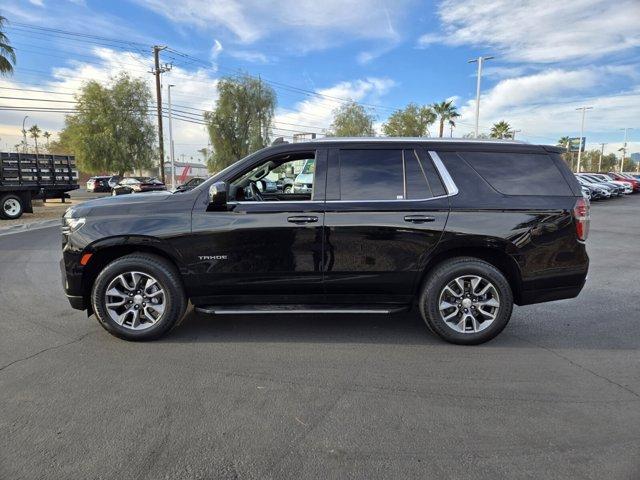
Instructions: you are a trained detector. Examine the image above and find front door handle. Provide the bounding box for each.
[404,215,436,223]
[287,215,319,224]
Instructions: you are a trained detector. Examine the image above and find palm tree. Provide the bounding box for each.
[0,15,16,76]
[557,136,571,150]
[431,100,460,138]
[29,125,41,155]
[490,121,512,139]
[43,131,51,151]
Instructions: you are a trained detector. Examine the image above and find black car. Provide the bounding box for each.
[86,175,120,193]
[174,177,206,192]
[61,139,589,345]
[111,177,166,195]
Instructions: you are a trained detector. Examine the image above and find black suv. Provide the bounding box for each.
[61,139,589,345]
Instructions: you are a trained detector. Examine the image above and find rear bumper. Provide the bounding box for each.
[518,265,589,306]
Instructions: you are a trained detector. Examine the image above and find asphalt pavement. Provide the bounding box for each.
[1,196,639,479]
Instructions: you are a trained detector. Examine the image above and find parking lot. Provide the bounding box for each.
[1,195,639,479]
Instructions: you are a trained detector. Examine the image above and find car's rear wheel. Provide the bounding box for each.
[91,253,187,340]
[0,194,24,220]
[419,257,513,345]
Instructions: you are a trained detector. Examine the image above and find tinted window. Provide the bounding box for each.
[459,152,573,196]
[339,149,404,200]
[404,149,447,199]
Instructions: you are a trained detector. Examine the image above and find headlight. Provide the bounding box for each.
[62,216,86,234]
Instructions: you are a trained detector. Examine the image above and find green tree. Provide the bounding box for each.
[0,15,16,76]
[28,124,41,155]
[60,74,156,175]
[490,120,512,139]
[557,136,573,168]
[204,75,276,173]
[327,101,375,137]
[43,131,51,151]
[382,103,436,137]
[431,100,460,138]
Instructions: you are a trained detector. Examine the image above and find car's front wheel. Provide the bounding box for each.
[419,257,513,345]
[91,253,187,340]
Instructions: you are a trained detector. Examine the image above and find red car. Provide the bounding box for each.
[608,172,640,192]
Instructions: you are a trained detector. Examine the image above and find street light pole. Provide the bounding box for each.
[468,56,494,138]
[510,129,521,140]
[575,106,593,173]
[167,84,176,190]
[619,127,633,173]
[598,143,605,173]
[21,115,29,153]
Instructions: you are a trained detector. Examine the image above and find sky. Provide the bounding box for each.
[1,0,639,163]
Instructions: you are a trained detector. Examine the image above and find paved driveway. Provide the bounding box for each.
[1,196,639,479]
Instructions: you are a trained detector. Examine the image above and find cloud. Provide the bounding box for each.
[272,77,396,138]
[227,50,270,64]
[133,0,412,51]
[0,47,218,160]
[418,0,640,63]
[210,40,223,61]
[454,69,640,146]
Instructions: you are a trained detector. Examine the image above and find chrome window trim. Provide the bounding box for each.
[428,150,459,196]
[224,150,459,205]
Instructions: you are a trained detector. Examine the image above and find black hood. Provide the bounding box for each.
[68,191,178,218]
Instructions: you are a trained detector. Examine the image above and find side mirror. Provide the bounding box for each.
[208,181,227,207]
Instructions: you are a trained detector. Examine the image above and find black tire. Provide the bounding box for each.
[419,257,513,345]
[91,253,187,341]
[283,185,293,194]
[0,194,24,220]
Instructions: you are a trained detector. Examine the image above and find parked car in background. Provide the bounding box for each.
[585,173,633,194]
[575,176,610,200]
[607,172,640,191]
[87,176,115,193]
[61,138,589,345]
[174,177,206,192]
[111,177,166,196]
[293,158,315,194]
[576,174,623,197]
[580,185,592,201]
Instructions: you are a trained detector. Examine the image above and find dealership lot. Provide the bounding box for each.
[1,196,639,479]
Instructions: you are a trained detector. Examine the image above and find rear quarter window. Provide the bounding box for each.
[458,151,573,196]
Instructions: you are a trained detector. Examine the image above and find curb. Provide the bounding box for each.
[0,219,60,237]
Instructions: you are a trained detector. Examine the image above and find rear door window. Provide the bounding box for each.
[339,149,404,200]
[458,152,573,196]
[337,148,447,201]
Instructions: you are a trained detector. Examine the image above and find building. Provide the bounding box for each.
[163,161,209,184]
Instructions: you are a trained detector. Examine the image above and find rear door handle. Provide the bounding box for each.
[404,215,436,223]
[287,215,318,224]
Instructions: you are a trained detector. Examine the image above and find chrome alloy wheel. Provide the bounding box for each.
[3,198,21,217]
[104,271,166,330]
[438,275,500,334]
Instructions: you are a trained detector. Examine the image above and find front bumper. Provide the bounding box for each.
[60,257,86,310]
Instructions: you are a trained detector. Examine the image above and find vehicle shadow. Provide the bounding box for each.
[160,308,524,347]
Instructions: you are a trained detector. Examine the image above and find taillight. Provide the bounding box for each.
[573,197,590,242]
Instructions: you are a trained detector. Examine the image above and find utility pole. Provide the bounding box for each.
[575,106,593,173]
[510,129,521,140]
[151,45,171,184]
[468,56,494,138]
[598,143,606,172]
[619,127,633,172]
[167,84,176,190]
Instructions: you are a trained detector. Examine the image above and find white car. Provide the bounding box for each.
[584,173,632,194]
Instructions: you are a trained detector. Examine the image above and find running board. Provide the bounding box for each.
[195,305,406,315]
